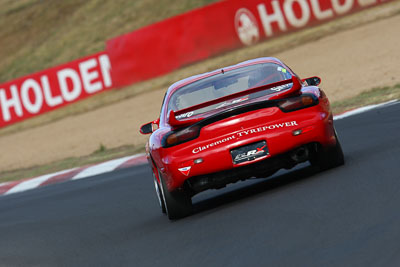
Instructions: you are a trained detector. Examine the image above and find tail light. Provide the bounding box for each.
[163,125,201,148]
[277,94,317,112]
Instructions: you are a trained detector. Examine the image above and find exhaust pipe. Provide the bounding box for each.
[290,146,309,163]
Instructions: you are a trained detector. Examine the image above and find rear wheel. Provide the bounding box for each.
[310,130,345,170]
[158,171,193,220]
[153,174,166,214]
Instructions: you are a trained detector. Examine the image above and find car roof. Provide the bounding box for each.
[165,57,287,97]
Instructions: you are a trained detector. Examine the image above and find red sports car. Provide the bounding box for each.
[140,57,344,220]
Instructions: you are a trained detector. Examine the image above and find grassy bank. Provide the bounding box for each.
[0,0,218,83]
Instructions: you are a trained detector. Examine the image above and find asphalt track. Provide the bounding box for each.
[0,102,399,267]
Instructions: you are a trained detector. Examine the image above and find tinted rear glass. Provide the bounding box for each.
[167,63,293,117]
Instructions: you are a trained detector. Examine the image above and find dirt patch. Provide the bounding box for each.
[1,4,400,173]
[277,15,400,101]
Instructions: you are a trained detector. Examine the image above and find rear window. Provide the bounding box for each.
[167,63,293,117]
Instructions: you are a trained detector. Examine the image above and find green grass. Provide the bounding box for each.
[1,84,398,184]
[93,143,107,154]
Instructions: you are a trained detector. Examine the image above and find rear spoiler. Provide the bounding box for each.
[168,76,302,127]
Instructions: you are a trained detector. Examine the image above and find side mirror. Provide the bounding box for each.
[303,76,321,86]
[140,123,153,134]
[140,118,159,135]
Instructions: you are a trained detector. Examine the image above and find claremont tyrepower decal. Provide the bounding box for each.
[192,121,298,153]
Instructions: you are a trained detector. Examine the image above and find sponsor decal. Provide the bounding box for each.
[235,0,382,43]
[178,160,195,176]
[192,120,298,153]
[235,8,260,46]
[232,97,249,104]
[0,53,112,126]
[270,84,291,92]
[277,66,287,73]
[176,111,194,119]
[215,96,249,109]
[178,166,192,176]
[193,135,236,154]
[236,121,298,136]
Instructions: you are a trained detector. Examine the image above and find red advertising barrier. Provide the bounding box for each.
[107,0,392,87]
[0,52,112,128]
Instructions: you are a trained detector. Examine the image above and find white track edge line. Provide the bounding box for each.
[5,168,78,195]
[72,154,144,180]
[333,100,398,120]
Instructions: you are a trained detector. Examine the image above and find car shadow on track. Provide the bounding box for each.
[191,164,322,215]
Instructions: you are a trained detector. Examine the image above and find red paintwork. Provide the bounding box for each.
[141,58,336,192]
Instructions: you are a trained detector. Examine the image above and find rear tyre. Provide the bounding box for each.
[158,171,193,220]
[310,130,345,171]
[153,174,166,214]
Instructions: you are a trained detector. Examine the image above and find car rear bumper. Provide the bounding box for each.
[159,106,336,191]
[185,144,315,193]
